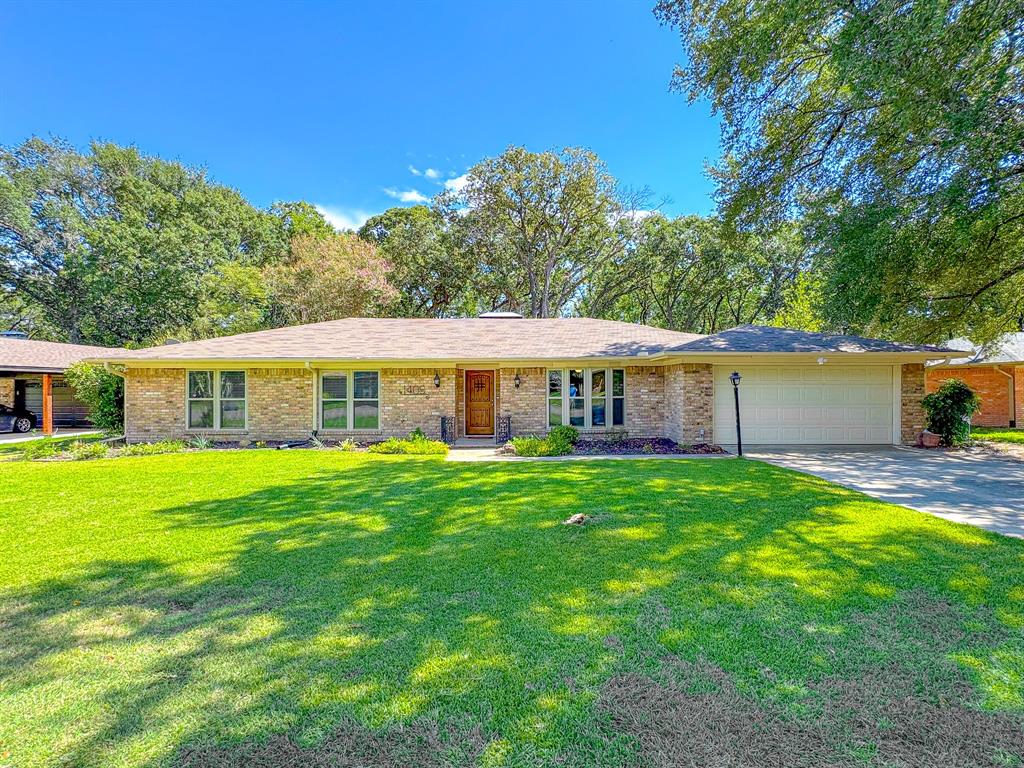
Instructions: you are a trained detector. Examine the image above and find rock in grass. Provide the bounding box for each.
[563,513,590,526]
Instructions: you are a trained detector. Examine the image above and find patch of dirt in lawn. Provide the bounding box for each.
[177,717,490,768]
[597,591,1024,767]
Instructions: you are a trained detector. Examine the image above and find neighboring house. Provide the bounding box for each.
[0,332,125,432]
[90,315,963,447]
[926,333,1024,428]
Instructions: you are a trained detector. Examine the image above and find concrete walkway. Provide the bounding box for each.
[747,446,1024,537]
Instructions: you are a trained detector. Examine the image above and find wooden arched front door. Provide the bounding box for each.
[465,371,495,436]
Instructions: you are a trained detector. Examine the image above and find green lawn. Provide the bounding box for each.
[0,433,103,455]
[974,426,1024,445]
[1,452,1022,767]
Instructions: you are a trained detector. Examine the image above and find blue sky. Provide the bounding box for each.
[1,0,720,230]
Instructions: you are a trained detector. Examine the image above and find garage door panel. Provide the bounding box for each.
[714,365,894,445]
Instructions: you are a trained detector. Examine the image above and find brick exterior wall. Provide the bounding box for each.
[900,363,926,444]
[499,367,546,436]
[664,363,714,445]
[0,378,13,408]
[375,368,456,440]
[247,368,314,440]
[622,366,665,438]
[1016,366,1024,426]
[125,368,187,441]
[926,366,1016,427]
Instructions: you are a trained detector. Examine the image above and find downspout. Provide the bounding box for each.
[994,366,1016,427]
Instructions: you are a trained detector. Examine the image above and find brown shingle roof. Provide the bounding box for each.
[671,325,960,355]
[95,318,705,362]
[0,338,127,372]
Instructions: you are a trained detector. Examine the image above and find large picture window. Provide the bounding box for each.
[547,368,625,429]
[188,370,246,430]
[320,371,379,430]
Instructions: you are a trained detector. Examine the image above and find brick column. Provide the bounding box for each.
[1015,366,1023,427]
[900,363,926,444]
[665,363,714,445]
[0,379,13,409]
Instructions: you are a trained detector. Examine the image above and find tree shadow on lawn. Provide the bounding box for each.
[1,456,1023,767]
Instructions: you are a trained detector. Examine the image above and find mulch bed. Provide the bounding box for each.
[572,438,725,455]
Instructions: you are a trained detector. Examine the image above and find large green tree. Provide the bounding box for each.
[439,146,647,317]
[586,214,804,332]
[358,205,474,317]
[656,0,1024,342]
[0,137,287,345]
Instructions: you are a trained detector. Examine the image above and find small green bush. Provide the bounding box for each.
[121,440,186,457]
[69,441,109,461]
[367,431,448,455]
[922,378,981,446]
[189,435,213,450]
[509,428,578,457]
[20,440,60,460]
[546,425,579,455]
[64,361,124,434]
[509,435,550,457]
[336,438,359,452]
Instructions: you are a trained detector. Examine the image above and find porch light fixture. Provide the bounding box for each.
[433,372,441,388]
[514,372,522,389]
[729,371,743,457]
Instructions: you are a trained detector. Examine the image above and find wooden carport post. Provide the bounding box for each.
[42,372,53,435]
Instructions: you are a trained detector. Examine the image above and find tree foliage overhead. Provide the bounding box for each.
[586,214,805,333]
[358,205,473,317]
[438,146,648,317]
[264,233,398,326]
[0,137,288,345]
[656,0,1024,342]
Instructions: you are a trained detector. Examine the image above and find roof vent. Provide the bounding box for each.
[478,311,524,319]
[0,330,28,340]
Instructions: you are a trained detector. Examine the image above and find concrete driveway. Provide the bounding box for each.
[746,446,1024,537]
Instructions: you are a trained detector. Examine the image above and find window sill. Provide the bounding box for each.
[186,429,249,435]
[318,429,383,435]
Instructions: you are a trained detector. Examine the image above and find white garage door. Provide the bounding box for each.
[713,365,895,445]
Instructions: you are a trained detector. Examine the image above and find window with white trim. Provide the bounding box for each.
[320,371,380,430]
[547,368,625,429]
[187,370,246,429]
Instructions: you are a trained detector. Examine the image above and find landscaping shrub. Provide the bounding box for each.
[922,379,981,446]
[64,361,124,434]
[336,438,359,452]
[509,435,550,457]
[189,435,213,450]
[121,440,186,457]
[547,425,579,454]
[69,441,109,460]
[20,440,60,461]
[367,431,448,455]
[509,427,578,457]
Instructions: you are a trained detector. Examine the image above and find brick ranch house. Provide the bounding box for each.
[926,332,1024,428]
[90,315,964,447]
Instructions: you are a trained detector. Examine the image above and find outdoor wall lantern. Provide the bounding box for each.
[514,371,522,389]
[729,371,743,457]
[433,372,441,388]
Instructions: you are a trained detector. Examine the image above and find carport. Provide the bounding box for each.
[0,332,124,434]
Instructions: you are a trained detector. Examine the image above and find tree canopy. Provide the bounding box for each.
[656,0,1024,342]
[0,138,288,345]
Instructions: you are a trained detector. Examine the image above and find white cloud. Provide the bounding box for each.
[314,204,375,232]
[424,168,441,179]
[383,187,430,204]
[408,165,422,176]
[444,173,470,193]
